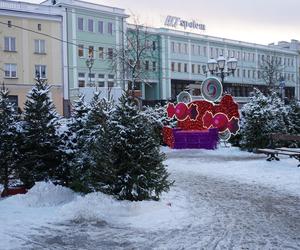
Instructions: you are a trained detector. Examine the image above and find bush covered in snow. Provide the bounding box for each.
[141,104,177,145]
[0,80,172,201]
[239,89,299,151]
[86,95,173,201]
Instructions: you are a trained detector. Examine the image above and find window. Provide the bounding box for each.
[78,45,84,57]
[38,24,42,31]
[237,68,240,77]
[88,19,94,32]
[216,48,219,57]
[108,75,115,87]
[4,37,16,51]
[198,46,201,55]
[291,59,294,66]
[108,81,114,87]
[152,61,156,71]
[171,62,175,72]
[178,43,181,53]
[108,22,113,35]
[252,70,256,79]
[4,63,17,78]
[237,51,240,60]
[210,47,213,57]
[184,44,188,54]
[35,65,46,79]
[252,53,255,62]
[191,44,195,55]
[98,21,103,33]
[108,48,113,59]
[78,73,85,87]
[87,73,95,86]
[88,46,94,57]
[171,42,175,53]
[8,95,18,106]
[34,39,45,54]
[198,65,201,74]
[145,60,149,71]
[98,47,104,59]
[178,63,181,72]
[8,21,12,27]
[78,17,84,31]
[153,41,156,51]
[191,64,195,74]
[98,74,105,87]
[248,70,250,78]
[258,71,261,79]
[203,46,207,56]
[184,63,188,73]
[243,69,246,77]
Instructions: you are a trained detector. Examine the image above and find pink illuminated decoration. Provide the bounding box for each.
[167,102,199,121]
[202,111,240,135]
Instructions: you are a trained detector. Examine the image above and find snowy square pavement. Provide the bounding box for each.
[1,146,300,249]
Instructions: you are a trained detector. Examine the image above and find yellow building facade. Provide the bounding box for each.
[0,1,64,114]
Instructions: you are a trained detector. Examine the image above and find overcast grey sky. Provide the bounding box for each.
[27,0,300,45]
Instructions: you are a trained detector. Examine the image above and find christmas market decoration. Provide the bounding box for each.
[163,78,240,149]
[201,77,223,102]
[177,91,192,104]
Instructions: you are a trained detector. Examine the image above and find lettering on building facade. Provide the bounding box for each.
[164,16,206,31]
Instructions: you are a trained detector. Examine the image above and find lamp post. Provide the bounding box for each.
[85,55,95,87]
[204,55,238,84]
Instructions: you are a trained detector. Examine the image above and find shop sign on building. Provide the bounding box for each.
[164,16,206,31]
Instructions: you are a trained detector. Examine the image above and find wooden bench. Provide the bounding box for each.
[258,133,300,167]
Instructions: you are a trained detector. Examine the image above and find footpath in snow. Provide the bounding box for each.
[0,146,300,249]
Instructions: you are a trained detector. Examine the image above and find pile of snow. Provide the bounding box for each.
[23,182,77,207]
[5,182,77,207]
[59,185,201,230]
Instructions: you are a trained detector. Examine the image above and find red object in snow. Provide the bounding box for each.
[202,111,240,134]
[1,186,27,197]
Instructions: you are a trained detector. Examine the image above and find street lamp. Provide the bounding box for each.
[85,55,95,87]
[204,55,238,84]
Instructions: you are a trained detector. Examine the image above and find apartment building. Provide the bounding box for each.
[0,0,64,113]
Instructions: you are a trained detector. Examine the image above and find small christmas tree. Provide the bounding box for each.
[0,84,20,195]
[142,104,177,145]
[240,89,288,151]
[18,78,62,188]
[286,100,300,147]
[90,94,173,201]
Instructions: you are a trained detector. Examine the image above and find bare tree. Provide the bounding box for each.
[260,53,285,92]
[112,17,159,96]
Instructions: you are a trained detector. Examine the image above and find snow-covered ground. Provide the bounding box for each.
[163,146,300,197]
[1,146,300,249]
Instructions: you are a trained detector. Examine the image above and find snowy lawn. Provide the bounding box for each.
[1,146,300,249]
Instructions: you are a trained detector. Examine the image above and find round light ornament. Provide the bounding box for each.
[177,91,192,104]
[201,77,223,102]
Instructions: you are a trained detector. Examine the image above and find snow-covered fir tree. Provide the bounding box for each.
[286,100,300,147]
[141,104,177,145]
[18,78,62,188]
[70,92,114,192]
[240,89,288,151]
[0,85,20,194]
[90,94,173,201]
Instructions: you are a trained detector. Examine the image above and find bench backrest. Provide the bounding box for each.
[270,133,300,142]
